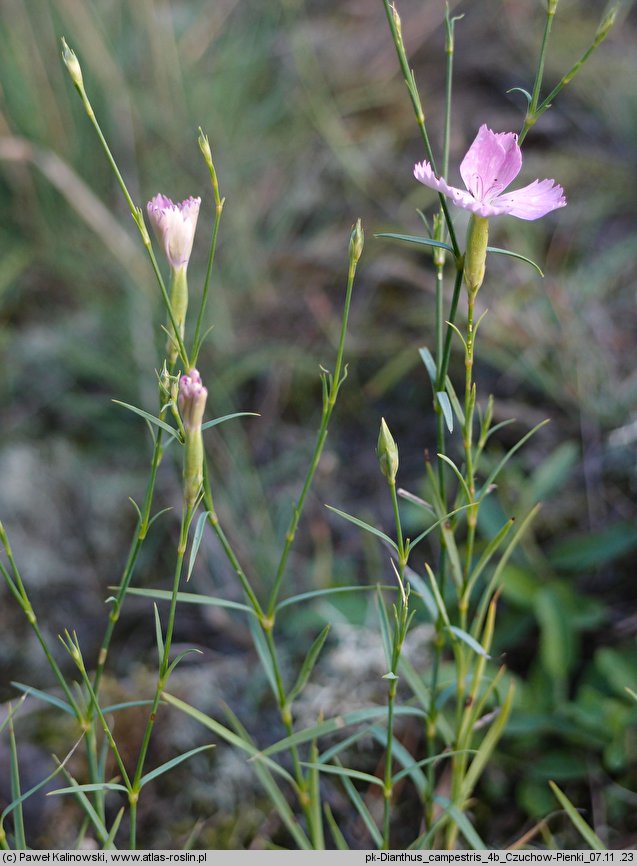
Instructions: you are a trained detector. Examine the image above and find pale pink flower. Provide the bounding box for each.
[147,194,201,269]
[178,369,208,432]
[414,124,566,220]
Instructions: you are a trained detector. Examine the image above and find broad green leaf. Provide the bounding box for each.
[287,625,330,704]
[140,745,214,787]
[187,511,211,582]
[486,245,543,277]
[123,587,257,617]
[376,232,454,253]
[549,781,606,849]
[201,412,259,431]
[448,626,491,659]
[437,391,453,433]
[11,682,75,716]
[325,505,398,551]
[112,400,180,440]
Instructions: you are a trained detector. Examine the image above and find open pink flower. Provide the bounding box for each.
[414,125,566,220]
[147,194,201,269]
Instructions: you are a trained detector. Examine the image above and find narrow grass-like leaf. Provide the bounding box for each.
[549,781,606,849]
[161,693,296,788]
[486,245,544,277]
[259,706,425,758]
[436,391,454,432]
[325,505,398,551]
[201,412,259,431]
[49,767,110,845]
[187,512,210,582]
[444,375,465,426]
[465,518,515,598]
[471,505,541,639]
[0,738,83,831]
[336,758,383,848]
[626,687,637,702]
[276,584,395,612]
[140,745,214,787]
[376,232,454,253]
[448,626,490,659]
[8,708,25,848]
[424,564,451,629]
[376,587,394,672]
[300,762,383,787]
[166,648,204,678]
[308,737,324,850]
[288,625,330,704]
[10,682,74,717]
[419,346,437,385]
[122,587,257,617]
[248,616,278,699]
[318,725,377,765]
[433,795,486,850]
[153,603,164,668]
[49,783,128,795]
[324,802,349,850]
[392,750,474,785]
[460,681,515,803]
[147,506,174,529]
[112,400,180,440]
[368,725,427,798]
[408,503,472,554]
[403,566,437,621]
[479,420,550,499]
[222,704,312,850]
[437,454,471,502]
[101,700,154,713]
[105,807,124,850]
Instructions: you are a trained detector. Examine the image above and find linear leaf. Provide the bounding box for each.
[259,706,426,758]
[336,759,383,848]
[460,681,515,802]
[549,782,606,849]
[419,346,437,385]
[187,511,210,582]
[325,505,398,551]
[276,584,395,612]
[448,626,491,659]
[300,762,383,787]
[140,745,214,787]
[376,232,454,253]
[480,420,550,498]
[434,795,487,850]
[324,802,349,850]
[10,682,75,716]
[153,603,164,667]
[101,700,154,714]
[486,245,544,277]
[122,587,257,617]
[48,783,128,796]
[288,625,330,704]
[201,412,259,431]
[437,391,453,433]
[112,400,180,440]
[105,807,125,850]
[248,616,278,699]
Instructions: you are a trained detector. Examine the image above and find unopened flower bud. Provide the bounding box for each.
[349,218,364,265]
[179,370,208,509]
[463,214,489,297]
[546,0,559,15]
[594,2,619,46]
[391,3,403,40]
[377,417,399,483]
[61,38,83,90]
[198,128,213,168]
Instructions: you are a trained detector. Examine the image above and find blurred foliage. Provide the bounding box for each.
[1,0,637,849]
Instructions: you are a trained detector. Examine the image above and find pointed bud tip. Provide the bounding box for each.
[349,218,364,264]
[377,417,399,482]
[198,128,213,166]
[61,37,83,89]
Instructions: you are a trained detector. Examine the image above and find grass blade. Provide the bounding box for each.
[140,745,214,787]
[548,781,606,849]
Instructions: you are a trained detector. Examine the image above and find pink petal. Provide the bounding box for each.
[459,125,522,202]
[494,178,567,220]
[414,161,479,210]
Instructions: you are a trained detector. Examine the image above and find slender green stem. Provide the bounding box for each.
[462,295,478,581]
[192,199,223,363]
[267,254,358,615]
[130,506,192,847]
[382,0,460,258]
[383,678,397,849]
[519,6,555,144]
[436,266,464,394]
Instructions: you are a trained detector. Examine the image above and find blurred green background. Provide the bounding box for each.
[1,0,636,849]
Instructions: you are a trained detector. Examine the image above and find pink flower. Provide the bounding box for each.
[178,369,208,432]
[414,125,566,220]
[147,194,201,269]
